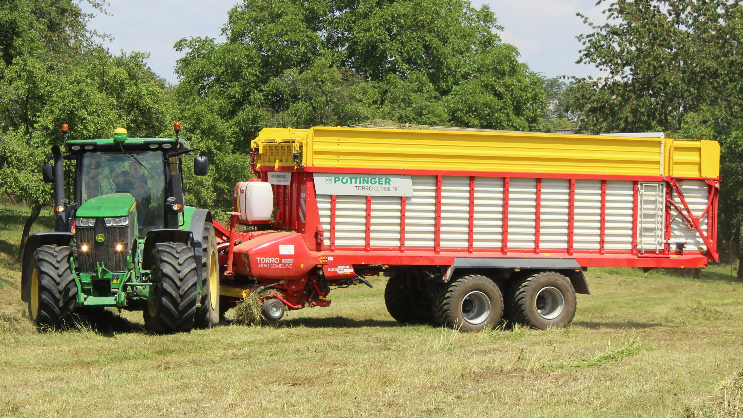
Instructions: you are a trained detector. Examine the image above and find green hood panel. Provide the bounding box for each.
[77,193,136,217]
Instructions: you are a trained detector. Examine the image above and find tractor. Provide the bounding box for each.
[20,123,220,333]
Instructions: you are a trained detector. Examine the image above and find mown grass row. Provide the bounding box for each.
[0,203,742,416]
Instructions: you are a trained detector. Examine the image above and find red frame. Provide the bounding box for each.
[219,167,720,276]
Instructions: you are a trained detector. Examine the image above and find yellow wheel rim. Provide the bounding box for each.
[209,251,219,310]
[30,269,39,320]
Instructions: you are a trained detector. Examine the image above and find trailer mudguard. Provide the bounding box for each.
[21,232,75,302]
[446,257,590,295]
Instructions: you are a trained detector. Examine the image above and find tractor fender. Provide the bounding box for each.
[185,209,212,280]
[21,232,74,303]
[142,229,194,269]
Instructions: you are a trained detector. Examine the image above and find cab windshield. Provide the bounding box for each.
[80,151,165,233]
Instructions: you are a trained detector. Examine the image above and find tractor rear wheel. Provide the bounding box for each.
[384,274,433,324]
[512,271,577,329]
[436,274,503,332]
[27,245,77,329]
[195,222,220,329]
[144,243,199,334]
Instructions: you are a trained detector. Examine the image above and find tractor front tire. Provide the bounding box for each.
[384,274,433,324]
[512,271,577,329]
[195,222,220,329]
[437,274,503,332]
[144,243,199,334]
[27,245,78,329]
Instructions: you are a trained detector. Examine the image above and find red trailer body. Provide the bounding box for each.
[215,127,720,331]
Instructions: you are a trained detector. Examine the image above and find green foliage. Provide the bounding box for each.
[0,0,171,255]
[567,0,743,134]
[174,0,547,209]
[566,0,743,265]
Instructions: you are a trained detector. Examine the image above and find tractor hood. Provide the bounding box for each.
[77,193,136,217]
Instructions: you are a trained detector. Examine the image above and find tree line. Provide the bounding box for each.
[2,0,742,270]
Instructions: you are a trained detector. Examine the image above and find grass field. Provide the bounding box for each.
[1,204,742,416]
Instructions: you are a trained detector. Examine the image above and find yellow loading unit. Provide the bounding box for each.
[252,127,720,178]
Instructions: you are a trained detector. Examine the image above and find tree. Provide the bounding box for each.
[0,0,171,258]
[567,0,743,134]
[174,0,547,210]
[566,0,743,274]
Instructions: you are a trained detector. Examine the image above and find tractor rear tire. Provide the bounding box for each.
[512,271,577,329]
[195,222,220,329]
[27,245,77,329]
[384,274,433,324]
[144,243,199,334]
[436,274,503,332]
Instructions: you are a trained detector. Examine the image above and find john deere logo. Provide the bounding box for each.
[95,234,105,242]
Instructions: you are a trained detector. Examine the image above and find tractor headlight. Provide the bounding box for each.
[104,217,129,227]
[76,218,96,227]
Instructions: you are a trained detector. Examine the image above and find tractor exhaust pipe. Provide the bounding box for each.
[52,144,66,232]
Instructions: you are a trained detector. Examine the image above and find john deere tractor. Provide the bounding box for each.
[21,123,220,333]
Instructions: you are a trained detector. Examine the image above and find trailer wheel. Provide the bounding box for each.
[261,298,285,322]
[384,274,433,324]
[195,222,220,329]
[513,271,577,329]
[144,243,198,334]
[437,274,503,332]
[27,245,77,328]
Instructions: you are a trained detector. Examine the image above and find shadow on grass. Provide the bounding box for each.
[653,267,740,284]
[572,320,663,330]
[0,239,21,270]
[67,308,143,336]
[275,316,399,329]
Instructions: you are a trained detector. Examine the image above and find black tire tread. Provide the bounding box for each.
[195,222,219,329]
[32,245,77,328]
[513,271,577,329]
[436,274,503,332]
[384,274,433,324]
[145,242,198,334]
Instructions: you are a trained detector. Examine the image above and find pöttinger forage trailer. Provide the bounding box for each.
[216,127,720,331]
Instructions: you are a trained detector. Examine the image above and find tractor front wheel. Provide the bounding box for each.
[144,243,199,334]
[27,245,78,329]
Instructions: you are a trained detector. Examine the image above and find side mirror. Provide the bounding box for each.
[42,164,55,183]
[194,156,208,176]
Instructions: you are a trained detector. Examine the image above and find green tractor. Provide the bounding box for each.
[20,123,220,333]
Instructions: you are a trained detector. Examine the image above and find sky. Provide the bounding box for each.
[82,0,607,85]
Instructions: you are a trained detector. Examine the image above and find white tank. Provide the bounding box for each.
[235,181,273,222]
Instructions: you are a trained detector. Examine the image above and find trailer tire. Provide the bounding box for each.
[27,245,77,328]
[513,271,576,329]
[144,243,198,334]
[195,222,220,329]
[384,274,433,324]
[437,274,503,332]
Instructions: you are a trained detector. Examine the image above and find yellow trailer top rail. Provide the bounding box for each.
[252,127,719,178]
